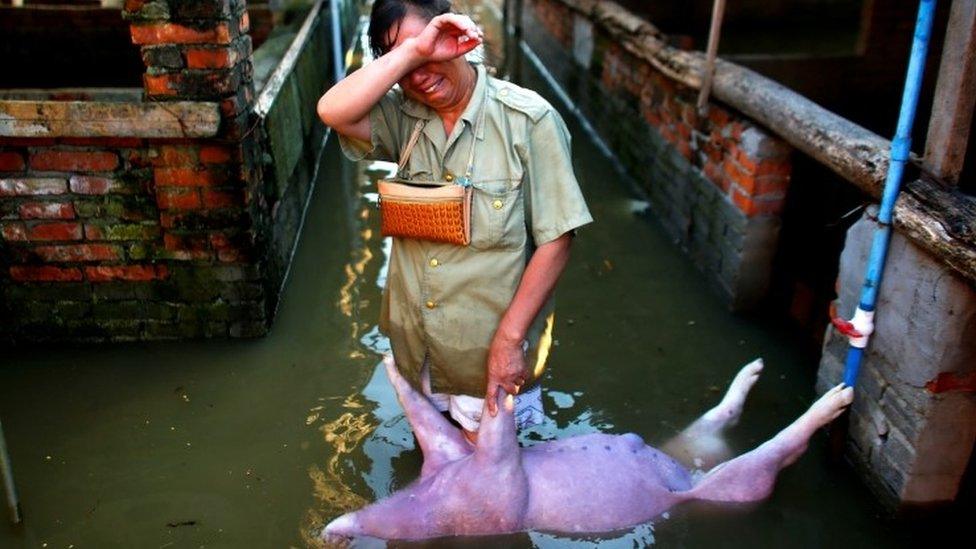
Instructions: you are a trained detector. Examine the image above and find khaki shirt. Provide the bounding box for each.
[339,63,592,397]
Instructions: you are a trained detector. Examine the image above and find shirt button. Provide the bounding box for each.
[492,199,504,210]
[429,258,439,267]
[499,88,509,96]
[425,300,436,309]
[445,173,454,182]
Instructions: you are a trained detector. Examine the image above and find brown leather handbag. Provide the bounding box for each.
[377,99,485,246]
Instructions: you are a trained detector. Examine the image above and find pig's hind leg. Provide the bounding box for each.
[382,356,472,478]
[686,383,853,503]
[662,359,764,470]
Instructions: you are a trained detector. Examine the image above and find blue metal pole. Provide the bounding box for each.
[841,0,937,387]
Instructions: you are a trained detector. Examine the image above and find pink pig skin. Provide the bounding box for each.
[323,358,853,541]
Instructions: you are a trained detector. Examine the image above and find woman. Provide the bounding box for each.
[317,0,591,442]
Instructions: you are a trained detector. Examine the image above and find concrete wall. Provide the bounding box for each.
[817,210,976,508]
[523,0,793,310]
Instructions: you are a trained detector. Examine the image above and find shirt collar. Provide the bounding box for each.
[399,62,488,140]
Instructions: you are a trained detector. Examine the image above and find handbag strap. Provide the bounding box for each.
[458,90,488,187]
[397,119,426,174]
[396,86,488,185]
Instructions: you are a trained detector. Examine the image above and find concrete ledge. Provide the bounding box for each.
[0,98,220,139]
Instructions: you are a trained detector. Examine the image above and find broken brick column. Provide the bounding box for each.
[125,0,256,262]
[121,0,270,338]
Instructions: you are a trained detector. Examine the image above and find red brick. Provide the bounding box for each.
[153,145,199,166]
[217,247,245,263]
[731,187,784,217]
[144,73,179,96]
[219,86,253,117]
[69,175,120,195]
[130,22,233,45]
[675,122,692,141]
[30,151,119,172]
[0,177,67,196]
[10,265,83,282]
[753,176,790,198]
[157,188,201,210]
[202,189,240,208]
[19,202,76,220]
[185,47,234,69]
[85,264,169,282]
[164,232,209,252]
[124,0,149,13]
[127,149,153,169]
[0,152,25,171]
[155,166,228,187]
[730,188,757,216]
[1,222,27,242]
[733,145,759,172]
[199,145,235,164]
[755,159,792,178]
[707,106,730,128]
[723,158,755,192]
[28,222,83,241]
[33,243,121,262]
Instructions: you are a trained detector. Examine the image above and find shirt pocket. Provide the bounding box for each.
[470,179,526,251]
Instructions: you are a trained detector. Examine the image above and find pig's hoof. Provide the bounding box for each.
[805,383,854,427]
[703,358,763,426]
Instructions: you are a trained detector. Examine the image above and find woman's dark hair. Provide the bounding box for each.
[368,0,452,58]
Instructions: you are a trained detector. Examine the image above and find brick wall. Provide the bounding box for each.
[0,0,270,342]
[524,0,793,309]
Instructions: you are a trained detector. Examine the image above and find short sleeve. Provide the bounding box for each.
[524,109,593,246]
[337,89,405,163]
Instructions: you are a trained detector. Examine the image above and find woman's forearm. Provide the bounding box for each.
[496,234,573,345]
[316,43,420,137]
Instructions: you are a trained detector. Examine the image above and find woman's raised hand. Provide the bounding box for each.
[410,14,483,63]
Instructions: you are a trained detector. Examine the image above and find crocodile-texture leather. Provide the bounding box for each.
[380,197,470,245]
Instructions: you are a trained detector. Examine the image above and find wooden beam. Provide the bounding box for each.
[552,0,976,284]
[923,0,976,185]
[697,0,727,114]
[0,100,220,138]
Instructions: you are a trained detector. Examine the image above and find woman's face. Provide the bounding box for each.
[386,12,473,112]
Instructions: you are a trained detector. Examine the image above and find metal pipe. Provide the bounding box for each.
[840,0,938,387]
[696,0,726,114]
[0,420,22,524]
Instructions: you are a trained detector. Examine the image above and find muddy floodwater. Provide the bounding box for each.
[0,8,961,549]
[3,124,938,549]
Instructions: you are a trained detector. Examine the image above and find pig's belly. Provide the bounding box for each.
[521,433,692,533]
